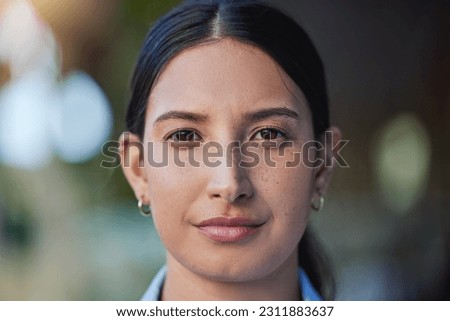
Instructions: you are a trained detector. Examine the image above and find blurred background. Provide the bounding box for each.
[0,0,448,300]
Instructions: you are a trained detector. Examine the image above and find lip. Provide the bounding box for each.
[195,217,264,243]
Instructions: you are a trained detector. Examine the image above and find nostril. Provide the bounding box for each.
[206,164,254,203]
[208,184,253,203]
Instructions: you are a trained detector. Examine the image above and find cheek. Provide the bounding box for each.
[252,147,314,216]
[250,163,314,253]
[145,165,201,243]
[144,143,204,206]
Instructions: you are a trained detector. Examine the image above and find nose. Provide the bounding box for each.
[206,146,254,203]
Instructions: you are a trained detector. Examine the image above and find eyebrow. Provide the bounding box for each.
[244,106,300,122]
[153,111,208,127]
[153,106,300,127]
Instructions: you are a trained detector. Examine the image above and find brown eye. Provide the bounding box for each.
[170,130,201,142]
[254,128,285,140]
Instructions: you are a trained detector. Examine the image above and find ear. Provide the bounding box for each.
[313,126,342,197]
[119,132,150,205]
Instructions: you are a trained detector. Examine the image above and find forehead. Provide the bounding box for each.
[147,38,308,119]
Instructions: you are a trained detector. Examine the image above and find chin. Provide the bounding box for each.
[185,255,276,283]
[196,266,263,283]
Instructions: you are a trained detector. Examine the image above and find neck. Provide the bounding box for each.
[161,252,301,301]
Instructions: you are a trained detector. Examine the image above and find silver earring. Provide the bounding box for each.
[138,199,152,217]
[311,194,324,211]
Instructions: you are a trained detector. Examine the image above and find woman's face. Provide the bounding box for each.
[123,38,331,282]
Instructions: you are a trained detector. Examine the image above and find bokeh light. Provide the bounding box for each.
[50,71,112,163]
[372,113,431,214]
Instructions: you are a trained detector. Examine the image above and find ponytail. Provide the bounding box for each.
[298,227,335,300]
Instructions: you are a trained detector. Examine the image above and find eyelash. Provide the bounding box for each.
[165,128,203,143]
[252,127,289,141]
[165,127,290,143]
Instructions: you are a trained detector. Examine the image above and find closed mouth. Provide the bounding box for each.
[195,216,265,243]
[196,216,264,228]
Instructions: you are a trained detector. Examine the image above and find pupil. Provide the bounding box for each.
[177,131,193,141]
[262,129,276,140]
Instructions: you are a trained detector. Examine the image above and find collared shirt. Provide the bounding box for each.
[141,265,322,301]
